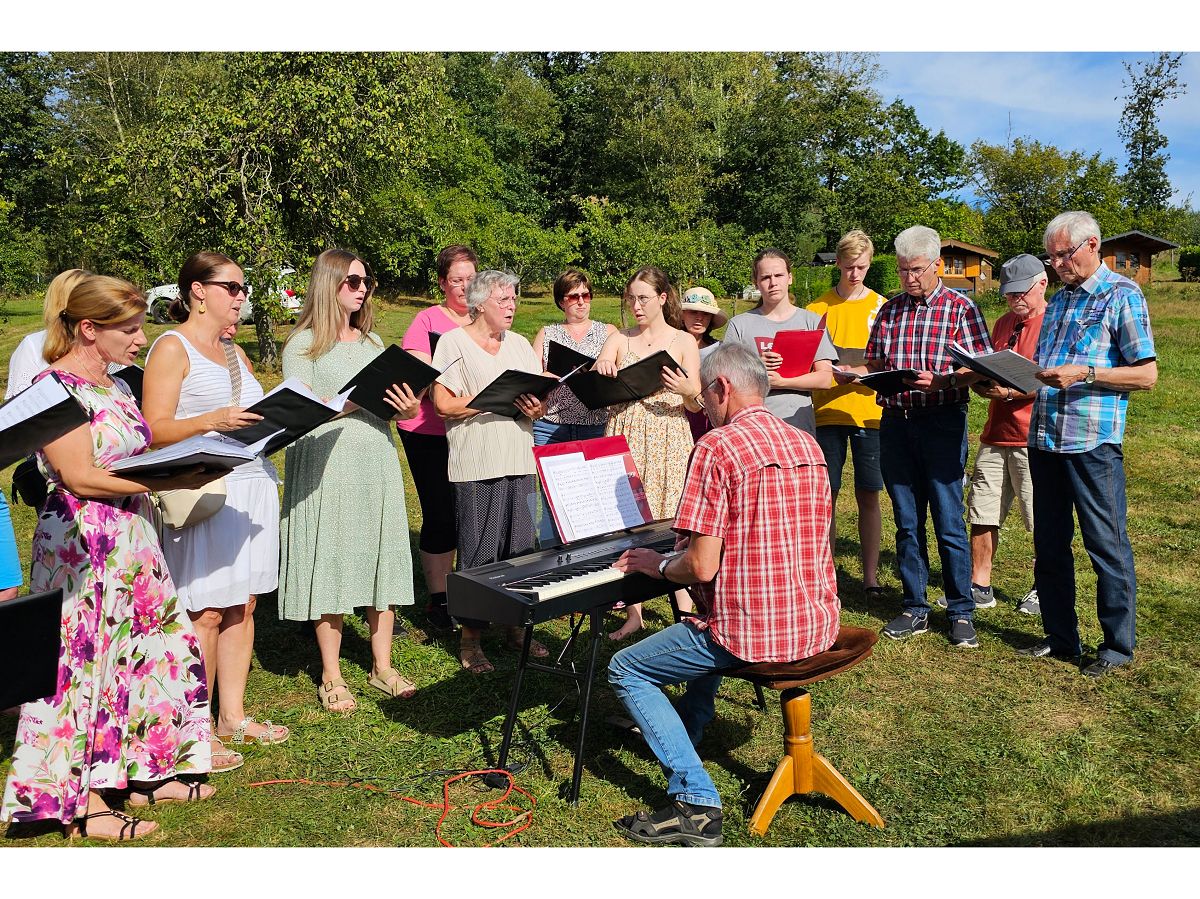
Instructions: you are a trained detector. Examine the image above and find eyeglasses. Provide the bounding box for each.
[201,280,249,297]
[1048,239,1092,264]
[491,294,517,309]
[564,291,592,303]
[626,294,660,307]
[702,377,721,396]
[897,259,938,279]
[1005,320,1026,349]
[343,274,376,291]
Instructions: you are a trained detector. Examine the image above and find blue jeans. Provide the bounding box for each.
[879,405,974,620]
[1029,444,1137,663]
[608,622,743,808]
[815,424,884,495]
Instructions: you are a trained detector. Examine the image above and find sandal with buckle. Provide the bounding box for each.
[368,668,417,699]
[128,777,216,807]
[459,636,495,675]
[505,626,549,658]
[317,678,357,713]
[68,809,158,842]
[613,800,723,847]
[210,738,245,774]
[216,716,290,746]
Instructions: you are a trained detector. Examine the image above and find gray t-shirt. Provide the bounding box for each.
[723,306,838,434]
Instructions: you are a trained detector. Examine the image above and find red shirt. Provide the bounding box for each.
[979,310,1046,447]
[673,404,840,663]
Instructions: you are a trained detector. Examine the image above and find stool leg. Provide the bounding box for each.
[811,753,885,828]
[747,755,795,836]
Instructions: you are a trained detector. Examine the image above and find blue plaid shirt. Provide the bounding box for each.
[1029,263,1156,453]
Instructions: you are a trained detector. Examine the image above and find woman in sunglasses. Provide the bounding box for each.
[143,251,287,771]
[278,249,422,712]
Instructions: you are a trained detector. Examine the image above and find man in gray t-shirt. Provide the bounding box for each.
[723,250,838,434]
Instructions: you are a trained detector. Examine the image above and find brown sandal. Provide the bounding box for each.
[317,678,357,713]
[459,636,495,675]
[128,778,216,807]
[368,668,417,698]
[505,626,549,658]
[68,809,158,842]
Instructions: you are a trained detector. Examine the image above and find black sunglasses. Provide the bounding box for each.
[201,280,249,297]
[1006,320,1027,349]
[343,274,375,291]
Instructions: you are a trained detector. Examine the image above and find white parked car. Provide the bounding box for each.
[146,266,301,324]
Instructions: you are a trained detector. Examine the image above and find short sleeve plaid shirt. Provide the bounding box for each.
[1029,263,1156,453]
[864,281,992,409]
[673,405,839,663]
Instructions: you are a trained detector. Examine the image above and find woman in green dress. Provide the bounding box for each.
[278,249,422,712]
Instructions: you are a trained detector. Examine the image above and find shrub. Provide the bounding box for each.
[866,253,900,297]
[1179,245,1200,282]
[790,265,836,304]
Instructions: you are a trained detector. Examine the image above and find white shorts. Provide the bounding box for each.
[967,444,1034,531]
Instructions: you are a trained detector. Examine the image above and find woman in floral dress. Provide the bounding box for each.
[1,275,214,841]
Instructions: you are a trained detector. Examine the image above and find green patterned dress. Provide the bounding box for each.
[278,331,415,620]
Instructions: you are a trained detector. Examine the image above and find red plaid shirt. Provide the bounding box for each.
[864,281,992,409]
[673,404,839,663]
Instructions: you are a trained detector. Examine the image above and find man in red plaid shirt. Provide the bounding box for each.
[608,341,839,847]
[833,225,993,648]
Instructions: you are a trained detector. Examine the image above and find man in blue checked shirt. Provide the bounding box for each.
[1018,211,1158,678]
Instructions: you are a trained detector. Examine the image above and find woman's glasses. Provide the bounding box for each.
[201,280,249,297]
[564,291,592,303]
[343,274,376,291]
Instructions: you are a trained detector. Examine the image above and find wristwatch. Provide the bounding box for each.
[946,372,959,389]
[1084,365,1096,385]
[657,556,673,580]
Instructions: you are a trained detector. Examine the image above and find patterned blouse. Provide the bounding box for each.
[540,320,610,427]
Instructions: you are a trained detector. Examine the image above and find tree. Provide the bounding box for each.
[1118,52,1187,221]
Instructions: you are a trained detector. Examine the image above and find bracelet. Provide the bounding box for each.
[1005,388,1014,402]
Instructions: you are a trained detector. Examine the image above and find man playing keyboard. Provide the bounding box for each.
[608,341,840,846]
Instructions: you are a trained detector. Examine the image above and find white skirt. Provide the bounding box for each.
[161,474,281,612]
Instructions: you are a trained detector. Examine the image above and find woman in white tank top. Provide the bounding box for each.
[142,252,288,772]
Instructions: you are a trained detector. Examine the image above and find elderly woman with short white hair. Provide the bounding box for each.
[431,269,549,675]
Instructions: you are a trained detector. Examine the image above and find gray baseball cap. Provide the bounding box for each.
[999,254,1047,294]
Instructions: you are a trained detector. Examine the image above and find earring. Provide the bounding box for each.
[198,299,206,315]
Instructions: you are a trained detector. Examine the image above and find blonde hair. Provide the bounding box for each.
[836,230,875,263]
[43,275,147,363]
[41,269,92,330]
[287,249,378,359]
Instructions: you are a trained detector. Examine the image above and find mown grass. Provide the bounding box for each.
[1,280,1198,847]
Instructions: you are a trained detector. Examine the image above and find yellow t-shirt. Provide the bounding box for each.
[806,287,888,429]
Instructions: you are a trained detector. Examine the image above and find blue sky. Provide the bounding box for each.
[874,52,1199,208]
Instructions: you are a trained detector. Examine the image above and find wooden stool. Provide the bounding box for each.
[729,626,884,835]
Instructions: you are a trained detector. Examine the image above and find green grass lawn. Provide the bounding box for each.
[1,281,1198,847]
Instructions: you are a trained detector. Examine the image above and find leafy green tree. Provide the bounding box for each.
[1118,52,1187,221]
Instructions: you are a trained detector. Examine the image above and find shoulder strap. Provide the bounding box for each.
[221,339,243,406]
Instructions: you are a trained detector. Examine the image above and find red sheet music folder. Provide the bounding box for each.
[533,436,654,543]
[752,313,827,378]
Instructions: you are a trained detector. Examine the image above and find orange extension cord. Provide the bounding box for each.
[248,769,536,847]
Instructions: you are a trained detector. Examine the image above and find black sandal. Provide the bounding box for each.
[70,809,156,842]
[613,800,723,847]
[128,778,213,806]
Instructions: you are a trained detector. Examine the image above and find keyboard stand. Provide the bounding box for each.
[496,608,608,807]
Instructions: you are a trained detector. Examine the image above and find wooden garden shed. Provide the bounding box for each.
[938,239,996,296]
[1039,230,1178,286]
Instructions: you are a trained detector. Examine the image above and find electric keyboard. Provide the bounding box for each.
[446,520,678,627]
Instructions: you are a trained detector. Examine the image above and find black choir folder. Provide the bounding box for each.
[546,340,596,378]
[112,364,144,405]
[338,344,442,421]
[226,378,351,456]
[565,350,685,410]
[856,368,921,398]
[0,373,90,470]
[0,587,64,709]
[468,368,583,419]
[108,433,272,479]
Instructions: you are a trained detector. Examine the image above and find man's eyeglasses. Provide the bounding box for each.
[201,280,249,297]
[1048,239,1092,264]
[343,274,376,291]
[701,377,721,397]
[564,291,592,303]
[897,259,938,279]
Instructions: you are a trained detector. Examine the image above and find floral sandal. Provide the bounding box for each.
[317,678,357,713]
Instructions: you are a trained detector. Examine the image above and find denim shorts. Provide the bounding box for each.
[815,425,883,495]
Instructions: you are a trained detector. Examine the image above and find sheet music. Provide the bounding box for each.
[0,374,71,431]
[109,434,257,471]
[587,454,645,533]
[260,377,352,412]
[949,343,1042,393]
[538,452,593,543]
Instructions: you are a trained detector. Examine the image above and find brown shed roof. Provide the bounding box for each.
[940,239,997,258]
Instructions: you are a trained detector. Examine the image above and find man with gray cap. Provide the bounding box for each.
[960,254,1048,615]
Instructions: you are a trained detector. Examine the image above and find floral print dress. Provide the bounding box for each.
[1,371,211,825]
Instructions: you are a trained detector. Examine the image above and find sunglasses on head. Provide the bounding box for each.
[201,280,249,297]
[343,274,375,291]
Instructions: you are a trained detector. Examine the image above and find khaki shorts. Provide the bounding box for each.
[967,444,1034,531]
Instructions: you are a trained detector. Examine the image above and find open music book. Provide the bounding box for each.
[546,340,596,378]
[0,373,90,470]
[855,368,921,397]
[469,364,588,419]
[534,436,654,543]
[564,350,686,410]
[338,344,447,420]
[226,378,352,455]
[948,343,1043,394]
[109,430,281,477]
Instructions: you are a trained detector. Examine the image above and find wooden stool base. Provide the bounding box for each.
[747,687,884,835]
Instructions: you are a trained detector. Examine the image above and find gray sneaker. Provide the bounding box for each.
[882,611,929,640]
[949,618,979,648]
[934,587,995,609]
[1017,589,1040,616]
